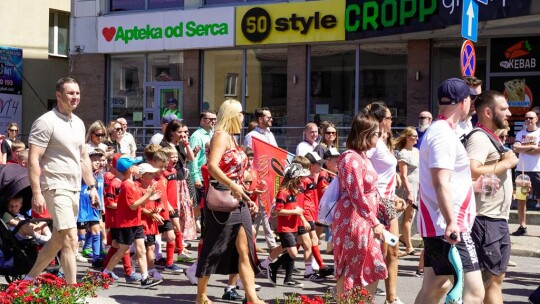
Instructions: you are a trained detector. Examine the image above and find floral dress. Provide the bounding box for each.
[333,150,387,290]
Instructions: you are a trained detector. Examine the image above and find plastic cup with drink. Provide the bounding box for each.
[481,173,500,200]
[515,173,531,201]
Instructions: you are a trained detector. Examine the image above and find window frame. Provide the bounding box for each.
[49,10,70,57]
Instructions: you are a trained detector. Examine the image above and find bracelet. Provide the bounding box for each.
[183,141,190,147]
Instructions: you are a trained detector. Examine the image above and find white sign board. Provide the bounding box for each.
[98,7,235,53]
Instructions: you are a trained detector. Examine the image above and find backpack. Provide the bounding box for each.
[461,128,506,155]
[317,176,340,226]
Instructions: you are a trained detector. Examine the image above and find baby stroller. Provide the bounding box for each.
[0,164,59,282]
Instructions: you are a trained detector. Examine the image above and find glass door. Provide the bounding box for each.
[142,84,182,145]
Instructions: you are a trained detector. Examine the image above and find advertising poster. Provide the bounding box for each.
[490,36,540,143]
[0,46,23,132]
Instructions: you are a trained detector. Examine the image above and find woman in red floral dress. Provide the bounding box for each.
[333,113,388,298]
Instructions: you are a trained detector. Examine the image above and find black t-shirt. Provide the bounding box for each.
[160,141,187,180]
[1,140,12,162]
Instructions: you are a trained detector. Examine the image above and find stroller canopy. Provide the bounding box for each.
[0,164,32,214]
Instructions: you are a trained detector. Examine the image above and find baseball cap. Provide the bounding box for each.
[116,156,142,173]
[305,151,326,164]
[111,153,123,169]
[138,163,159,175]
[285,163,311,179]
[88,148,104,157]
[162,113,178,124]
[167,98,178,105]
[323,147,340,159]
[438,78,478,105]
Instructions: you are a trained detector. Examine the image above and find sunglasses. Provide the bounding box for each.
[8,129,18,132]
[239,111,247,115]
[409,135,419,138]
[418,116,429,120]
[114,128,122,131]
[384,116,394,121]
[203,117,217,121]
[525,117,536,120]
[325,131,336,135]
[94,133,106,138]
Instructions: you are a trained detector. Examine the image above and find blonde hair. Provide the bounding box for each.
[85,120,107,143]
[215,99,243,134]
[161,146,177,157]
[143,144,163,162]
[394,126,416,151]
[11,139,25,152]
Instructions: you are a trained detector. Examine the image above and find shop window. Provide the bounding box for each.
[359,43,408,128]
[203,50,243,112]
[48,11,69,57]
[147,53,183,82]
[309,45,356,130]
[110,55,145,124]
[110,0,183,11]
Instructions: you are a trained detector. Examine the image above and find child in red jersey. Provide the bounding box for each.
[267,163,311,288]
[298,152,334,279]
[101,153,141,283]
[144,146,183,274]
[101,157,163,289]
[138,163,165,281]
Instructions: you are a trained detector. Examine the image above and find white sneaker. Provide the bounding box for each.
[185,261,197,285]
[149,269,163,281]
[384,297,404,304]
[76,254,88,263]
[236,277,261,291]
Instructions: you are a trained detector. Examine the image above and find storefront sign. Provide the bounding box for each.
[345,0,533,40]
[0,46,23,132]
[235,0,345,46]
[490,37,540,73]
[98,7,235,53]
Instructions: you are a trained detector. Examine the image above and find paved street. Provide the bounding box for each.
[76,238,540,304]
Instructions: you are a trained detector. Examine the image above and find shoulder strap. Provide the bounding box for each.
[465,128,505,155]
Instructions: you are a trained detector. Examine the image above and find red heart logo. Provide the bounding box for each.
[102,27,116,42]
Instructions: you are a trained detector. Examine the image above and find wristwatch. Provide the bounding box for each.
[88,184,96,190]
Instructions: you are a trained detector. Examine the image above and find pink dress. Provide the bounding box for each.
[333,150,388,290]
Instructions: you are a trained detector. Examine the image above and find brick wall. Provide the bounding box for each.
[406,40,431,126]
[183,50,201,127]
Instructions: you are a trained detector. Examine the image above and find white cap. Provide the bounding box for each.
[138,163,159,175]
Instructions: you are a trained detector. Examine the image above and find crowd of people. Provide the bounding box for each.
[1,75,540,304]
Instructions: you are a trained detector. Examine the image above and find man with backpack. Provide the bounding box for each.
[464,90,518,304]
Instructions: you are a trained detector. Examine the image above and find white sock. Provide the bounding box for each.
[226,284,235,291]
[141,273,148,280]
[305,262,313,275]
[154,235,163,260]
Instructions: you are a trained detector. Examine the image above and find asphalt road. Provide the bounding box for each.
[77,241,540,304]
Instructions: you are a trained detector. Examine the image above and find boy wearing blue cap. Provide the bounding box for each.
[101,156,163,288]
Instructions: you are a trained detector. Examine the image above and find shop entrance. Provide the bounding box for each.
[143,83,182,144]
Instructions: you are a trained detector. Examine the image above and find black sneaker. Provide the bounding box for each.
[529,285,540,304]
[257,263,268,278]
[304,272,324,282]
[221,288,244,301]
[154,257,167,268]
[91,259,104,269]
[283,279,304,288]
[414,270,424,277]
[511,226,527,236]
[140,277,163,289]
[267,263,278,285]
[318,265,334,278]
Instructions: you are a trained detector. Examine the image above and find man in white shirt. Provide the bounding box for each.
[244,107,277,148]
[117,117,137,157]
[511,112,540,236]
[415,78,484,304]
[466,90,518,304]
[296,123,319,156]
[150,114,177,145]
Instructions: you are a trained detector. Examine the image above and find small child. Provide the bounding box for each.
[267,163,311,287]
[101,156,163,288]
[138,163,164,281]
[3,195,51,244]
[6,140,25,164]
[16,149,28,167]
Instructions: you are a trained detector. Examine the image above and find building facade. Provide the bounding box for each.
[1,0,71,137]
[68,0,540,150]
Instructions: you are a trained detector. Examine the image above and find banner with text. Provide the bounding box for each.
[236,0,345,46]
[252,137,295,216]
[0,46,23,132]
[98,7,235,53]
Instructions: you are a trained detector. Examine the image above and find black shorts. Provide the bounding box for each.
[423,231,480,276]
[158,220,173,233]
[278,232,297,248]
[114,226,145,245]
[470,216,511,276]
[145,234,156,247]
[169,210,179,219]
[77,222,88,230]
[297,221,315,236]
[524,171,540,197]
[110,228,120,243]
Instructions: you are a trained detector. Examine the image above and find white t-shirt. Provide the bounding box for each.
[296,140,317,156]
[455,117,473,140]
[120,132,137,156]
[515,127,540,172]
[244,127,277,148]
[367,139,397,199]
[418,120,476,237]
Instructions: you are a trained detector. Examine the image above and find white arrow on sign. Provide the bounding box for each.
[467,1,475,37]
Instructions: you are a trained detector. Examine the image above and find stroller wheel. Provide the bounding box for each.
[5,274,24,283]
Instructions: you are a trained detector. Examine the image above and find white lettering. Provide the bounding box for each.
[499,58,536,70]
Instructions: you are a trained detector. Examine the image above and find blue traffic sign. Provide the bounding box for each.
[461,0,479,42]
